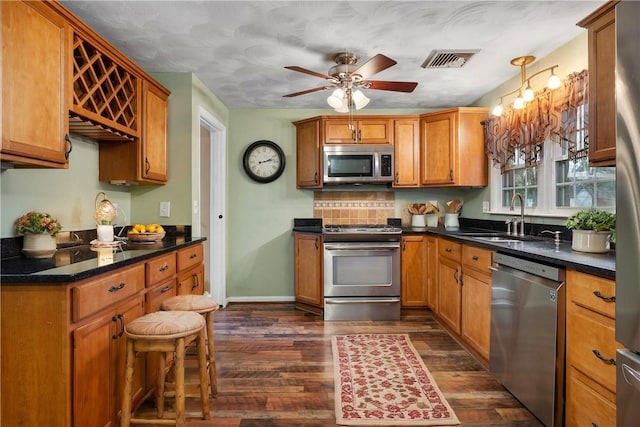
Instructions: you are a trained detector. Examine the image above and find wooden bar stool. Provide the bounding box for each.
[161,294,219,396]
[121,310,210,427]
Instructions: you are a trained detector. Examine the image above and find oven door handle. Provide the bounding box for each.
[324,243,400,251]
[325,298,401,304]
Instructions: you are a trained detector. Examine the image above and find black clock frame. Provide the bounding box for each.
[242,140,286,183]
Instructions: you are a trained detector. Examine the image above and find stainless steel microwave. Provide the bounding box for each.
[323,144,394,185]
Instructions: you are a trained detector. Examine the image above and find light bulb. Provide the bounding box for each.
[352,90,370,110]
[492,103,503,117]
[334,96,349,113]
[327,88,345,109]
[522,84,534,102]
[547,73,561,90]
[513,96,524,110]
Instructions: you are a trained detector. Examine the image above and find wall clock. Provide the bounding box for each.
[242,140,286,183]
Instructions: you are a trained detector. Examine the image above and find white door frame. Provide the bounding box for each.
[199,107,226,306]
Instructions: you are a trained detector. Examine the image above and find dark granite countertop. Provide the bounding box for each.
[1,235,206,284]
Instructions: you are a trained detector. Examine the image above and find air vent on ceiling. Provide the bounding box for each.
[421,50,479,69]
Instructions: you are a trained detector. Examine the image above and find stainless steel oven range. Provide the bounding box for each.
[323,224,401,321]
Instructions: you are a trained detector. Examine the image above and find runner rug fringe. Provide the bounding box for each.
[332,334,460,426]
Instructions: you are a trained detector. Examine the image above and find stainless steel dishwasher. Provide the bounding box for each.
[489,253,566,427]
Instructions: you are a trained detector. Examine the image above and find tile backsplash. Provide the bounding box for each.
[313,191,394,225]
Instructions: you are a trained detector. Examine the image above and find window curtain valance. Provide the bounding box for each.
[481,69,589,171]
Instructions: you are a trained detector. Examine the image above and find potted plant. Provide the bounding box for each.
[15,211,62,258]
[565,209,616,253]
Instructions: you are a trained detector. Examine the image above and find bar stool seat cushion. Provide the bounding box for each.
[161,295,218,314]
[126,311,204,340]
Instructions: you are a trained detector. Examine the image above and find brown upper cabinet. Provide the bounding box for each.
[392,117,421,187]
[294,118,323,189]
[2,1,170,183]
[324,117,392,144]
[578,0,619,167]
[420,107,488,187]
[1,1,70,168]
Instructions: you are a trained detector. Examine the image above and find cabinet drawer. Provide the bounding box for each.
[177,264,204,295]
[568,269,615,318]
[567,305,622,393]
[146,252,176,286]
[438,239,461,262]
[177,243,203,272]
[146,278,177,313]
[566,370,616,427]
[72,264,145,322]
[462,245,493,273]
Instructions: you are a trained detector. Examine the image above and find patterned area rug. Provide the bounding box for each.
[332,334,460,426]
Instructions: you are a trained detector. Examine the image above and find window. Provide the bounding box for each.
[490,104,615,216]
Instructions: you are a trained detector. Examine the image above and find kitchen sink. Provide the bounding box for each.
[473,236,524,243]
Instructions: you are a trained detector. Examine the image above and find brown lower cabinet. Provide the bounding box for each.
[0,242,204,426]
[565,269,621,426]
[435,238,493,365]
[294,232,323,311]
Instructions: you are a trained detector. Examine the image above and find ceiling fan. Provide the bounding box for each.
[283,52,418,112]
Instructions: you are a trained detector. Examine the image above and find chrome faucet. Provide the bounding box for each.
[510,193,525,236]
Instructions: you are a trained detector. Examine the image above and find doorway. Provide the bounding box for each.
[199,107,226,306]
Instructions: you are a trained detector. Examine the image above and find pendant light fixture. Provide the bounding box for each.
[491,56,561,116]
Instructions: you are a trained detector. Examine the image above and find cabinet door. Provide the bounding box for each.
[579,3,617,166]
[421,111,455,185]
[295,119,322,188]
[177,264,205,295]
[141,81,169,182]
[73,296,144,427]
[325,119,356,143]
[425,236,438,312]
[401,235,427,307]
[393,119,420,187]
[294,233,323,307]
[461,268,491,361]
[357,119,392,144]
[74,312,114,427]
[1,1,69,167]
[438,256,461,334]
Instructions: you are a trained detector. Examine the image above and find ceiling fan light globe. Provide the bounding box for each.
[547,74,561,90]
[352,90,370,110]
[492,104,503,117]
[327,88,345,109]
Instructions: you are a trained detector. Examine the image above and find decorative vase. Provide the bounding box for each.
[571,230,611,253]
[22,232,57,259]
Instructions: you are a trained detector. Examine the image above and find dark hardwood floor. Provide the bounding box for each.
[136,302,543,426]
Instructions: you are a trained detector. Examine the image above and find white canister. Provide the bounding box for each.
[411,214,426,227]
[444,213,460,230]
[97,224,115,242]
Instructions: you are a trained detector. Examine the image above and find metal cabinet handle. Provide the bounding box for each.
[191,274,199,291]
[108,282,126,292]
[592,349,616,365]
[445,248,452,252]
[357,129,362,141]
[472,255,479,261]
[145,157,151,175]
[314,172,318,184]
[159,264,170,272]
[159,285,173,294]
[593,290,615,303]
[395,172,399,183]
[314,238,319,250]
[111,314,124,339]
[454,269,459,284]
[189,253,197,259]
[64,134,73,160]
[449,169,454,181]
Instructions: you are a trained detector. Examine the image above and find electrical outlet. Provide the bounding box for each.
[159,201,170,217]
[482,201,490,213]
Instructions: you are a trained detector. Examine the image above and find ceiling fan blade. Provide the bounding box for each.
[365,80,418,93]
[284,66,333,80]
[283,86,333,97]
[352,54,397,79]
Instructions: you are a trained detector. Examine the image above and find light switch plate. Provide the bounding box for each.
[159,201,170,217]
[482,201,490,213]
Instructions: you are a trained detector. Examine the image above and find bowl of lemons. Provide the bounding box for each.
[127,224,166,242]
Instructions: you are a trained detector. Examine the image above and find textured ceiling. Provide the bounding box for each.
[61,1,603,110]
